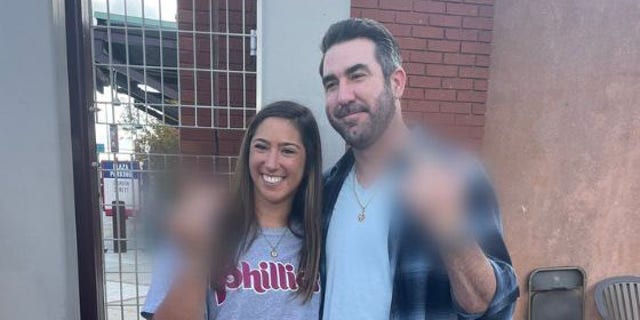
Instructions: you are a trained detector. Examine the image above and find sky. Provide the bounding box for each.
[91,0,177,22]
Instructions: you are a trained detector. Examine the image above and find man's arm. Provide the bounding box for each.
[442,243,496,314]
[445,165,519,319]
[404,154,519,318]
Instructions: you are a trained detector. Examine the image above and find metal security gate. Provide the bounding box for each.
[85,0,258,318]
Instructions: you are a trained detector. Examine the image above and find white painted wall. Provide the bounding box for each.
[259,0,350,168]
[0,0,80,319]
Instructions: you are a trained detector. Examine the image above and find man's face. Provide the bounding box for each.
[321,38,396,150]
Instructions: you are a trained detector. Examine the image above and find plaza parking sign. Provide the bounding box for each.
[101,160,141,216]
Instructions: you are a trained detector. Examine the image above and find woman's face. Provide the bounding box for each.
[249,117,306,207]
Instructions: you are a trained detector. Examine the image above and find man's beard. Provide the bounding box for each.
[328,86,396,150]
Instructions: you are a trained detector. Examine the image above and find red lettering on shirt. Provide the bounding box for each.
[214,261,320,305]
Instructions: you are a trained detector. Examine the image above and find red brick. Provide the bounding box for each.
[468,126,485,139]
[426,64,458,77]
[179,37,194,50]
[446,3,479,16]
[445,28,478,41]
[361,9,396,23]
[442,78,473,90]
[177,9,193,22]
[462,17,493,30]
[412,26,444,39]
[397,37,427,50]
[217,140,241,155]
[381,0,413,11]
[387,24,412,37]
[181,140,214,154]
[464,139,483,152]
[475,55,491,67]
[179,72,194,86]
[225,0,251,11]
[455,114,486,126]
[464,0,494,4]
[217,130,245,140]
[352,0,379,9]
[474,79,489,91]
[461,42,491,54]
[396,12,427,25]
[410,51,442,63]
[457,91,487,103]
[472,103,487,114]
[429,14,462,27]
[478,5,494,17]
[459,66,489,79]
[414,1,446,13]
[403,87,425,100]
[351,9,362,18]
[402,111,424,124]
[478,30,493,42]
[444,53,476,65]
[404,63,426,75]
[425,89,457,101]
[405,100,439,112]
[425,113,455,125]
[195,0,212,9]
[181,128,212,141]
[441,102,472,113]
[442,126,469,139]
[428,40,460,52]
[410,76,441,88]
[401,50,412,63]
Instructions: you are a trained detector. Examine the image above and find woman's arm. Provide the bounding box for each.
[148,177,224,319]
[152,257,210,320]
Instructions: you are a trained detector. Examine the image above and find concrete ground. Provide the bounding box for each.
[102,214,153,320]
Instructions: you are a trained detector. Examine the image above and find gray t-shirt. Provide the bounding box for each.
[142,226,320,320]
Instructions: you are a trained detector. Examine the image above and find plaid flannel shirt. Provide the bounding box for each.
[319,135,519,319]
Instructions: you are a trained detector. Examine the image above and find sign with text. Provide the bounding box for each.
[101,161,141,216]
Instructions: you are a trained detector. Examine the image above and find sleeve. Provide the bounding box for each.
[452,164,520,320]
[141,243,180,319]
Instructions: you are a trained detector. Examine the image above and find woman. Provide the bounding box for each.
[142,101,323,319]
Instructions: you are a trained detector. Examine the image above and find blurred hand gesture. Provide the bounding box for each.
[402,150,472,247]
[167,175,227,262]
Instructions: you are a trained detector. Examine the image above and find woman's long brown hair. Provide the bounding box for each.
[213,100,322,302]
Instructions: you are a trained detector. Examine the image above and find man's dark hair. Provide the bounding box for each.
[319,18,402,79]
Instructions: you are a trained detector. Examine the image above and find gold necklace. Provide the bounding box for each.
[351,169,380,223]
[260,227,289,258]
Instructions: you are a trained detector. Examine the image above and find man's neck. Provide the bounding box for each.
[352,114,409,187]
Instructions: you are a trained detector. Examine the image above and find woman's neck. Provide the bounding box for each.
[254,194,292,228]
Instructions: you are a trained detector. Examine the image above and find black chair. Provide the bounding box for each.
[529,266,586,320]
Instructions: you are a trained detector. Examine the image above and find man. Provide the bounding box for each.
[319,18,519,319]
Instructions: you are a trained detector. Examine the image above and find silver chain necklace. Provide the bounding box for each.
[260,227,289,258]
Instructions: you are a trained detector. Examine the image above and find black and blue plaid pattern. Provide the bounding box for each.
[320,140,519,320]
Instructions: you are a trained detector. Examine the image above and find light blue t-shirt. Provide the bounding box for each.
[323,167,396,319]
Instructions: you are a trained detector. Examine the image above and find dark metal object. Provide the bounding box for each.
[529,266,586,320]
[112,201,127,253]
[66,0,105,318]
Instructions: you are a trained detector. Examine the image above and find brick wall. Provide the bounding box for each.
[177,0,257,172]
[352,0,494,149]
[174,0,493,170]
